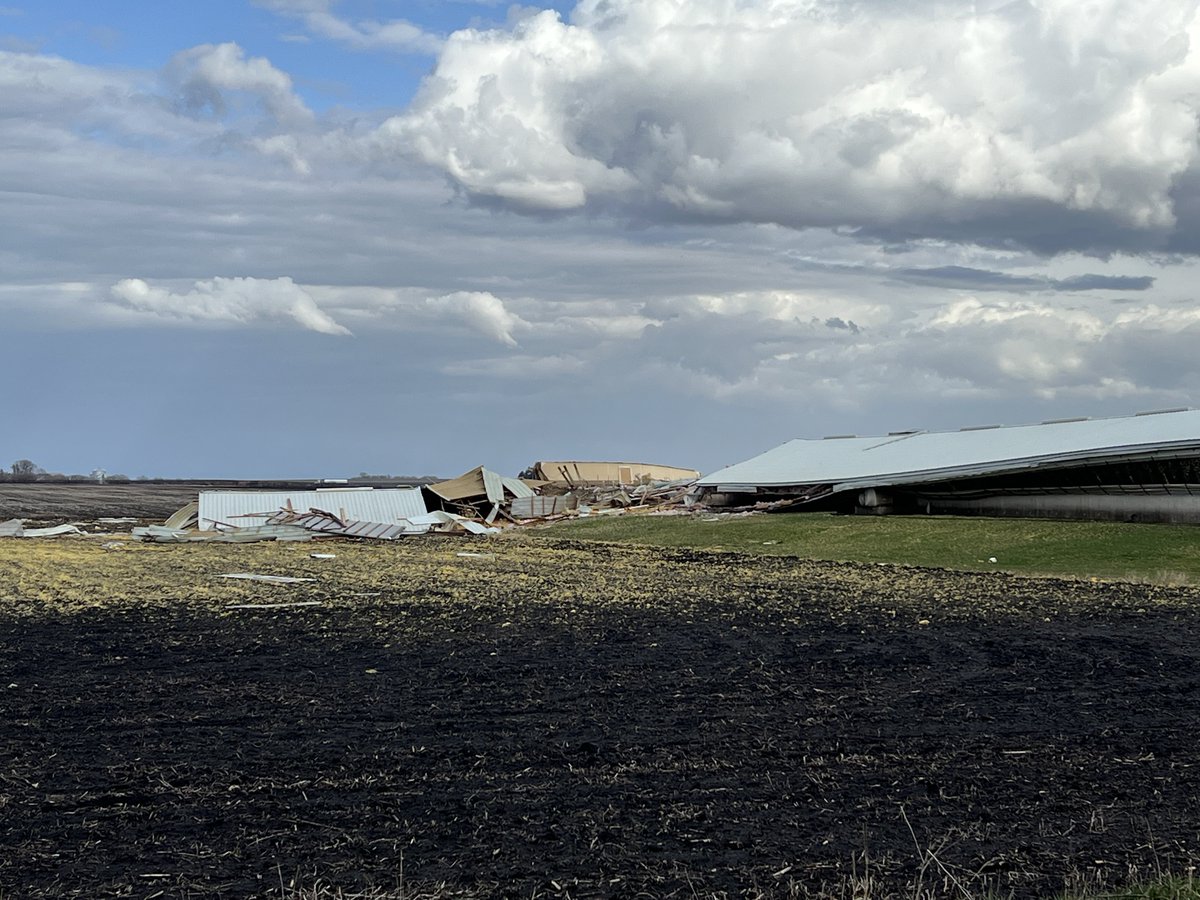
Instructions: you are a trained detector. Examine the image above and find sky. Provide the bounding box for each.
[5,0,1200,479]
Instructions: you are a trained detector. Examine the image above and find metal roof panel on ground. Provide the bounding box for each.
[283,512,416,540]
[197,488,427,530]
[698,410,1200,492]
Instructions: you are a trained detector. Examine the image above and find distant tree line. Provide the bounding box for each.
[1,461,130,484]
[349,472,442,484]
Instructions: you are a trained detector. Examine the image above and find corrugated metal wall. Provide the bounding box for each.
[198,488,427,530]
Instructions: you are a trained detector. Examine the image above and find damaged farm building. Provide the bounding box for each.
[117,459,701,544]
[697,408,1200,523]
[528,460,700,486]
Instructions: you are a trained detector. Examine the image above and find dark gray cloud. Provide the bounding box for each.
[892,266,1155,292]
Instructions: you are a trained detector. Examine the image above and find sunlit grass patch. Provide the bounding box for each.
[548,513,1200,584]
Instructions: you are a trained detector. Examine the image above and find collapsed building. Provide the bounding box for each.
[696,409,1200,524]
[135,484,501,542]
[130,459,701,544]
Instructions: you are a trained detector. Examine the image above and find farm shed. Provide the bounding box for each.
[532,460,700,485]
[696,409,1200,523]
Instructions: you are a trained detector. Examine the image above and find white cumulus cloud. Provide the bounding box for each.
[385,0,1200,249]
[426,291,523,346]
[109,277,351,335]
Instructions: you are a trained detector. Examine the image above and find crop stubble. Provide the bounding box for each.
[1,537,1198,897]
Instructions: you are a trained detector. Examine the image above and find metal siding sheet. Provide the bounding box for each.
[482,468,506,505]
[697,410,1200,490]
[198,488,427,530]
[510,495,577,518]
[500,476,536,499]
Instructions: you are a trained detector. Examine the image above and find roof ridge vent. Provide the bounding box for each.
[959,424,1003,431]
[888,429,922,436]
[1135,407,1190,416]
[1041,417,1090,424]
[822,434,858,440]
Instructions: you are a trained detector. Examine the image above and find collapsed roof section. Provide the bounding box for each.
[427,467,534,506]
[700,410,1200,493]
[697,410,1200,522]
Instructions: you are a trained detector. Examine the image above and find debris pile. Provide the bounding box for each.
[2,458,703,543]
[425,466,534,524]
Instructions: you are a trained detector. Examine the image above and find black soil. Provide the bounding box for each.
[1,542,1199,898]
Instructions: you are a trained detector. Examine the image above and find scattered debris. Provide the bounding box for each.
[270,509,416,541]
[456,552,495,559]
[310,553,337,560]
[0,522,86,539]
[132,524,314,543]
[217,574,316,584]
[405,511,501,535]
[63,463,708,547]
[163,501,199,530]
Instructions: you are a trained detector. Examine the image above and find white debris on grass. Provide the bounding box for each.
[217,574,316,584]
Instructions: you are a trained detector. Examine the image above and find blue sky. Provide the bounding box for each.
[4,1,1200,478]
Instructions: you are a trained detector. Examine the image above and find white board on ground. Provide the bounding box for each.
[217,573,316,584]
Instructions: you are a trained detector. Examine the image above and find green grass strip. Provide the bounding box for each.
[548,512,1200,584]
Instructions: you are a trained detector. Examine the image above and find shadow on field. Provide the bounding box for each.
[2,562,1199,897]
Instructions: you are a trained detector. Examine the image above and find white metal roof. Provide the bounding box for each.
[698,409,1200,493]
[198,488,428,530]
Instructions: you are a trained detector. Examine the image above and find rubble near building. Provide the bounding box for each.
[528,460,700,486]
[0,520,84,538]
[2,459,703,544]
[135,484,505,543]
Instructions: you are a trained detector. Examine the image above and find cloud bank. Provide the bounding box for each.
[388,0,1200,252]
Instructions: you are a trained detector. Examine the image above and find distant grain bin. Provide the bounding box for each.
[532,460,700,486]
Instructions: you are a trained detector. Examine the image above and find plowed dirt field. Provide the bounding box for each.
[1,536,1198,897]
[0,484,204,522]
